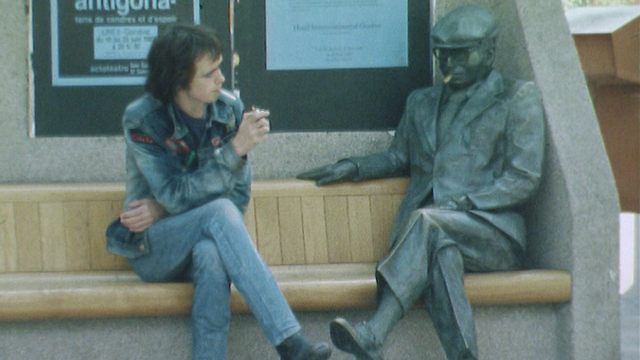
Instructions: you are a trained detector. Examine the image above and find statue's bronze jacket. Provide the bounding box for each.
[349,70,545,253]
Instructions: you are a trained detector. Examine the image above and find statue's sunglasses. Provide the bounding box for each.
[433,45,480,64]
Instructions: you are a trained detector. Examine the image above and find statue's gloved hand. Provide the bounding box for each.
[296,160,358,186]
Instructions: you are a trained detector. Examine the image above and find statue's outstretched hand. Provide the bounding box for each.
[297,160,357,186]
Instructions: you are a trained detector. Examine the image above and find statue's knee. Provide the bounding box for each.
[411,208,454,228]
[437,244,463,263]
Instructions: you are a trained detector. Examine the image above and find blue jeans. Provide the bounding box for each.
[128,198,301,360]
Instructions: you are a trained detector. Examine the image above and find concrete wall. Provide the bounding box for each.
[0,0,621,359]
[0,308,563,360]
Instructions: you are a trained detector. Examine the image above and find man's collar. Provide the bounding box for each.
[168,101,219,139]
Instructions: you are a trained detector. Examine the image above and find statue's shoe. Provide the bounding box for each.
[329,318,383,360]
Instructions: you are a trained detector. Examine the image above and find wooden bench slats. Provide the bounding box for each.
[243,199,258,247]
[348,196,375,262]
[88,201,128,270]
[0,180,408,273]
[0,180,572,322]
[0,203,18,273]
[250,178,410,198]
[40,202,67,271]
[0,179,410,203]
[0,282,194,320]
[254,197,283,265]
[279,197,306,264]
[301,196,330,264]
[370,195,403,259]
[14,202,43,272]
[0,183,126,203]
[325,196,352,263]
[0,265,571,321]
[463,270,572,305]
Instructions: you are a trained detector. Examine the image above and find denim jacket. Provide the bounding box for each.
[106,89,250,259]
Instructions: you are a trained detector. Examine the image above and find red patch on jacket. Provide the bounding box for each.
[164,137,190,155]
[130,130,154,144]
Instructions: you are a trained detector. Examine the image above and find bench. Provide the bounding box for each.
[0,179,571,321]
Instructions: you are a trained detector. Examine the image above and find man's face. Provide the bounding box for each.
[179,53,225,109]
[434,44,493,90]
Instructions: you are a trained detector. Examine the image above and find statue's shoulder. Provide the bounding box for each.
[500,78,544,124]
[503,78,540,101]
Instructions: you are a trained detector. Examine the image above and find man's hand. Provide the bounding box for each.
[232,108,270,157]
[297,160,358,186]
[120,199,167,233]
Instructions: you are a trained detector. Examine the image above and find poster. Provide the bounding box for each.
[266,0,408,70]
[51,0,200,86]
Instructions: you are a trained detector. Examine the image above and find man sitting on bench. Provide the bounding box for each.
[107,24,331,360]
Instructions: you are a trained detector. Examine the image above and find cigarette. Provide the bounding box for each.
[443,74,453,84]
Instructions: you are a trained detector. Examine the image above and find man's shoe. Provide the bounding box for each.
[276,331,332,360]
[329,318,383,360]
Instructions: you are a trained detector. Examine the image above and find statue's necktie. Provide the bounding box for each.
[437,90,467,147]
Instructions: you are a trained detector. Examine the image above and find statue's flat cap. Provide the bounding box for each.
[431,5,498,48]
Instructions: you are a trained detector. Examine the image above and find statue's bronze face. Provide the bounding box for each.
[435,44,493,90]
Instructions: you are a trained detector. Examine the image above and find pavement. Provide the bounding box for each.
[620,213,639,360]
[622,282,639,360]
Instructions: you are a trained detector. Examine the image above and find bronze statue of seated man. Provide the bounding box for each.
[298,5,545,360]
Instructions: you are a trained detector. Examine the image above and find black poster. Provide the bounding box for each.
[52,0,199,86]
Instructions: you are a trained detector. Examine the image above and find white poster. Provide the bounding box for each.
[266,0,408,70]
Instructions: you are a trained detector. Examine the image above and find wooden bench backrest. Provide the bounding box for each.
[0,179,408,273]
